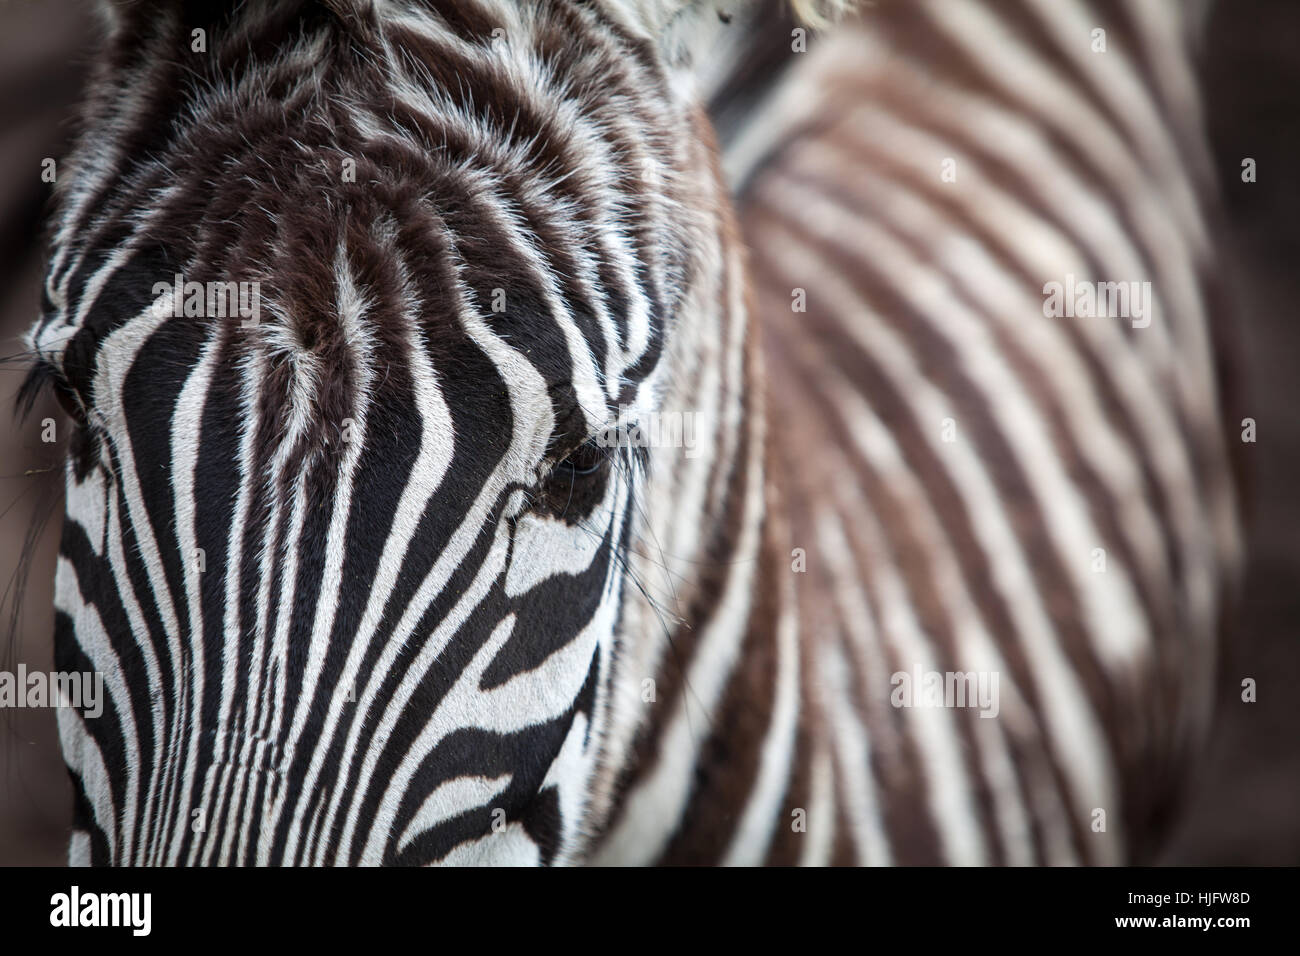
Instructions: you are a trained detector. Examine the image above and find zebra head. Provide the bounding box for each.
[23,0,740,865]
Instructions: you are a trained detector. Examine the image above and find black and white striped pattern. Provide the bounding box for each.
[22,0,1240,865]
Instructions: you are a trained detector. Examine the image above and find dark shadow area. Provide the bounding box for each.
[1159,0,1300,865]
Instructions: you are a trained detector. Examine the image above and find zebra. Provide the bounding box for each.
[17,0,1240,866]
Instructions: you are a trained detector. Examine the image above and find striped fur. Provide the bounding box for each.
[692,0,1240,865]
[21,0,1240,865]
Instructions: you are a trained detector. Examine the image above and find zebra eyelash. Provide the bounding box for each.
[534,433,648,510]
[554,440,606,477]
[15,356,83,426]
[545,425,647,478]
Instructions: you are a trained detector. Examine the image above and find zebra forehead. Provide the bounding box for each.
[37,0,714,448]
[35,2,717,447]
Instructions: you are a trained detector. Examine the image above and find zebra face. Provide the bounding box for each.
[23,0,723,865]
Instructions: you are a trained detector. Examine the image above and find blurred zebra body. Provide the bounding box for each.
[24,0,1238,866]
[664,0,1241,865]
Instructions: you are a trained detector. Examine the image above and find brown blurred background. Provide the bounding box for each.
[0,0,1295,865]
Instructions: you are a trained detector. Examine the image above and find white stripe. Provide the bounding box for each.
[721,554,800,866]
[56,704,117,856]
[797,746,836,866]
[163,331,221,865]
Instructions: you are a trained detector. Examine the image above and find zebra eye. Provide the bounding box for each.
[555,439,606,478]
[532,439,611,521]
